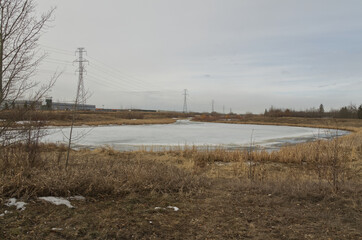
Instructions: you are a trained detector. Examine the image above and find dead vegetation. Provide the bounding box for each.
[0,119,361,239]
[1,127,361,197]
[0,110,189,127]
[193,114,362,132]
[0,144,207,200]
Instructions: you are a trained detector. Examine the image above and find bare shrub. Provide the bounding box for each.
[0,0,58,171]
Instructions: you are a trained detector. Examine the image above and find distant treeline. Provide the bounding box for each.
[264,104,362,119]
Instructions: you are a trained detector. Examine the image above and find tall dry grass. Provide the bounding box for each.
[0,110,188,127]
[1,128,361,201]
[0,144,208,200]
[193,115,362,132]
[159,130,362,192]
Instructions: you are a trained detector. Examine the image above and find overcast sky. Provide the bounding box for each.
[35,0,362,113]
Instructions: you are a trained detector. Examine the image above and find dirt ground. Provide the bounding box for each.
[1,180,360,240]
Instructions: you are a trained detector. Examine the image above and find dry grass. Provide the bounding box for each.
[1,117,361,239]
[2,129,360,201]
[0,145,207,200]
[0,110,182,127]
[193,115,362,131]
[2,127,360,200]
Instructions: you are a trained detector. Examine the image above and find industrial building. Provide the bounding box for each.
[45,98,95,111]
[1,97,96,111]
[0,100,42,110]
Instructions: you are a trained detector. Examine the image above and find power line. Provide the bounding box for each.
[87,55,166,90]
[37,69,73,75]
[39,56,152,92]
[87,71,150,92]
[87,56,151,84]
[87,63,151,91]
[38,46,186,106]
[86,75,162,96]
[39,57,154,92]
[41,59,73,65]
[38,45,167,91]
[39,44,74,55]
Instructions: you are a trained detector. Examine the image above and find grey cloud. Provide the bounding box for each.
[35,0,362,112]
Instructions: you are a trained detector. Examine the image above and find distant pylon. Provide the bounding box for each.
[183,89,188,113]
[74,47,88,109]
[212,99,215,113]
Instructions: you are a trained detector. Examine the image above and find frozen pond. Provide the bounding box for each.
[42,120,348,151]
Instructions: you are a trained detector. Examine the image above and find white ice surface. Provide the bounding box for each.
[42,120,348,151]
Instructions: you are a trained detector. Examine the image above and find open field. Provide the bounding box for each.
[193,115,362,132]
[0,110,193,127]
[0,117,361,239]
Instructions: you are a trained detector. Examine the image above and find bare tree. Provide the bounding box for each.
[0,0,57,146]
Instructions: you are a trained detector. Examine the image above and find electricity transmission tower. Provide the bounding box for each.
[74,47,88,108]
[66,47,88,169]
[183,89,188,113]
[212,99,215,113]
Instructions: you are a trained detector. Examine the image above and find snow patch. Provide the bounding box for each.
[5,198,27,211]
[39,197,74,208]
[69,195,85,201]
[0,210,11,217]
[154,206,179,211]
[15,121,31,124]
[51,228,63,231]
[167,206,179,211]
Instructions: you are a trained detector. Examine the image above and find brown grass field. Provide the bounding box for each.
[0,116,361,239]
[0,110,190,127]
[193,114,362,132]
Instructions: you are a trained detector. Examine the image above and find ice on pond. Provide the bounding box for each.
[42,120,348,151]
